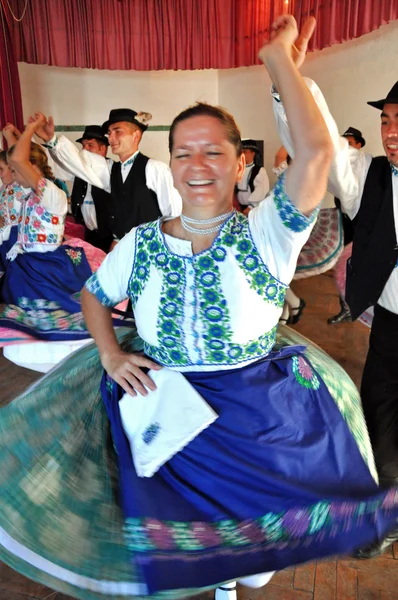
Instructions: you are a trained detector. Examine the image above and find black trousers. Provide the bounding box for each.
[361,304,398,486]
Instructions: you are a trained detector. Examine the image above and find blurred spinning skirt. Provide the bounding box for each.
[1,327,398,600]
[294,208,343,279]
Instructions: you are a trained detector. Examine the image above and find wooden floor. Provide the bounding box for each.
[1,272,397,599]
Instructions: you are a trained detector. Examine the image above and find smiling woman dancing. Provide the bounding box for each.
[1,15,398,600]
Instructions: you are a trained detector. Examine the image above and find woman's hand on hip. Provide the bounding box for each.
[101,349,162,397]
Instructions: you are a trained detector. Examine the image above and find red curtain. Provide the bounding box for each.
[0,1,24,135]
[7,0,235,70]
[5,0,398,71]
[293,0,398,52]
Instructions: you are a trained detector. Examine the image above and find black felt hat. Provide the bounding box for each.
[76,125,109,146]
[342,127,366,148]
[241,139,259,153]
[102,108,152,133]
[367,82,398,110]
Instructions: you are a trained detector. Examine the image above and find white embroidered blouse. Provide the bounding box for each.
[85,175,317,372]
[7,178,67,260]
[0,182,24,244]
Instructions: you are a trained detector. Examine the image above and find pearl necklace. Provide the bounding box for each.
[180,210,234,236]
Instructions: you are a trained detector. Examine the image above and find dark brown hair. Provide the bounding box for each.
[169,102,243,157]
[0,150,7,164]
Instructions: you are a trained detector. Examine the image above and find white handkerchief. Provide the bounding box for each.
[119,368,218,478]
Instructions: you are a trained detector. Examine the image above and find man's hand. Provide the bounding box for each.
[29,112,55,142]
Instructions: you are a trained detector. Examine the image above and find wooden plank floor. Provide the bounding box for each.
[1,272,397,599]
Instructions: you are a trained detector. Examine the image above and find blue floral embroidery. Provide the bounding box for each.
[142,423,160,444]
[273,172,319,232]
[130,224,189,367]
[85,271,116,307]
[128,217,286,368]
[229,213,286,307]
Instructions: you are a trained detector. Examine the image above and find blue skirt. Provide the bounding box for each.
[101,346,398,593]
[0,226,18,271]
[0,244,92,340]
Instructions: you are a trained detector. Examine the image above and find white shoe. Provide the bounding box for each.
[215,583,237,600]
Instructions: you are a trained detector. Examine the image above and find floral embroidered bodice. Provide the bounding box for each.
[15,179,66,254]
[86,173,317,372]
[127,213,287,370]
[0,182,24,242]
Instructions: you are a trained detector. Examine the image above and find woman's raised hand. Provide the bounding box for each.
[259,15,315,70]
[2,123,21,144]
[101,349,162,398]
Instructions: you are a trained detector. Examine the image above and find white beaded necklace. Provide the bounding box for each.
[180,210,234,236]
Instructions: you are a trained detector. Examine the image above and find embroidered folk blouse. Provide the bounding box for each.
[0,182,24,244]
[85,175,317,372]
[7,178,67,258]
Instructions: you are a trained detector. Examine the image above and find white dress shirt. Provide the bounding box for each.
[47,135,182,220]
[272,79,398,315]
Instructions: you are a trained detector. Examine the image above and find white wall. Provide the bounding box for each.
[218,19,398,198]
[17,64,218,163]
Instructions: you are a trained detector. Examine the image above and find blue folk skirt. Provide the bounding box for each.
[0,244,92,340]
[0,226,18,270]
[101,345,398,593]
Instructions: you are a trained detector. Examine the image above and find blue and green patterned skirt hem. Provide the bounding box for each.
[1,326,397,600]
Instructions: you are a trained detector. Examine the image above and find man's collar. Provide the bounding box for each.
[121,150,139,167]
[391,163,398,177]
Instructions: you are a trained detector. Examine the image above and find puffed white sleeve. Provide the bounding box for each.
[272,78,371,220]
[84,228,137,306]
[36,178,68,215]
[47,135,112,192]
[145,159,182,217]
[248,172,319,285]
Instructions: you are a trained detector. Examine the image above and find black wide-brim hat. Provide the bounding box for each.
[241,138,259,153]
[76,125,109,146]
[342,127,366,148]
[102,108,150,133]
[367,81,398,110]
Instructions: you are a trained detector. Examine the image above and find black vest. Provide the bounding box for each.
[71,177,112,238]
[346,157,398,320]
[248,164,261,193]
[110,153,162,239]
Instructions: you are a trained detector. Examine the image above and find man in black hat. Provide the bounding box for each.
[70,125,113,252]
[341,126,366,151]
[236,139,269,211]
[328,126,367,324]
[33,109,181,242]
[273,77,398,557]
